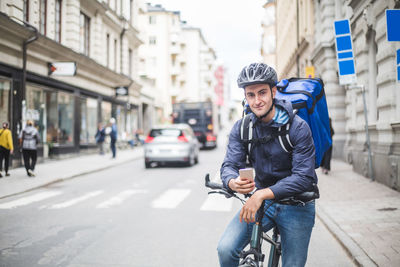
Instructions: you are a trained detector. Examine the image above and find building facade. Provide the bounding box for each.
[275,0,315,79]
[311,0,400,190]
[0,0,144,163]
[138,3,219,125]
[261,0,276,68]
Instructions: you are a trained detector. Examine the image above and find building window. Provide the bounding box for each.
[54,0,62,42]
[39,0,47,35]
[79,12,90,56]
[26,86,45,142]
[106,34,110,67]
[57,92,74,145]
[114,39,118,71]
[23,0,29,22]
[80,97,98,144]
[149,15,156,24]
[128,48,133,77]
[149,36,156,45]
[101,101,112,125]
[0,78,11,125]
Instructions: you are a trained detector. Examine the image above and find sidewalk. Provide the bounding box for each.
[317,159,400,267]
[0,147,143,199]
[0,149,399,266]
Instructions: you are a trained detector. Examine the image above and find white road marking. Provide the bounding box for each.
[0,191,62,209]
[96,189,147,209]
[48,190,104,209]
[200,194,233,212]
[151,189,191,209]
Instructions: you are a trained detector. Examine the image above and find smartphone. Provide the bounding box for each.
[239,168,254,182]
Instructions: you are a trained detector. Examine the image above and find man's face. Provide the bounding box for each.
[244,83,276,120]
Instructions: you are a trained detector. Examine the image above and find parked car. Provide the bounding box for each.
[144,124,200,168]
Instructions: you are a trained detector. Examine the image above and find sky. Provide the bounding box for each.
[149,0,265,100]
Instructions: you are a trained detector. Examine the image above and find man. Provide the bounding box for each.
[0,122,14,177]
[19,120,40,177]
[217,63,317,267]
[109,118,117,158]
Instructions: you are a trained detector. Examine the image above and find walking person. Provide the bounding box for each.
[0,122,14,178]
[19,120,40,177]
[95,122,106,155]
[217,63,318,267]
[109,118,117,158]
[320,118,334,174]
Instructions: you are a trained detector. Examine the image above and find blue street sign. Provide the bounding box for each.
[334,19,357,85]
[386,9,400,42]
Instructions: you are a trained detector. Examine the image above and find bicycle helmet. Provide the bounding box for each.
[238,63,277,120]
[237,63,277,89]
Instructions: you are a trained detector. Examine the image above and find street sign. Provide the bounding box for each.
[386,9,400,42]
[334,19,357,85]
[115,86,128,96]
[48,62,77,76]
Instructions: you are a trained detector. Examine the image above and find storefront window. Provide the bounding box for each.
[46,91,58,143]
[115,105,126,140]
[26,85,45,142]
[80,97,97,144]
[0,78,10,124]
[101,101,112,125]
[58,92,74,145]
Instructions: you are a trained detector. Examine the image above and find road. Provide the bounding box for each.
[0,141,355,266]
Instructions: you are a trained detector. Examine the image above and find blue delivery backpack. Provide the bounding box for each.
[240,78,332,168]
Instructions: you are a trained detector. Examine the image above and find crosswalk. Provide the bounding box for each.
[0,185,236,212]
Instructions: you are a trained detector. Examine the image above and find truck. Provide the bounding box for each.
[172,101,219,149]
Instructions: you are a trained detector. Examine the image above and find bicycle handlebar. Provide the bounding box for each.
[204,173,319,205]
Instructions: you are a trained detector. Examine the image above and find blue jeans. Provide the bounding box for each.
[110,140,116,158]
[217,200,315,267]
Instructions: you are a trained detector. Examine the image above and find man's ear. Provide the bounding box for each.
[271,86,277,98]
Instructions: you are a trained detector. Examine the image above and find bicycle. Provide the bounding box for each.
[204,174,319,267]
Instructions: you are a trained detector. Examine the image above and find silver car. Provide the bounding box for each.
[144,124,200,168]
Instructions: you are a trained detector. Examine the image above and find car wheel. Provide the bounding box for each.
[145,162,151,169]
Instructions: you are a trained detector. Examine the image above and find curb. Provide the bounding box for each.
[0,152,143,199]
[316,205,377,267]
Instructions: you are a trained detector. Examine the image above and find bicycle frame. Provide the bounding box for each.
[239,200,281,267]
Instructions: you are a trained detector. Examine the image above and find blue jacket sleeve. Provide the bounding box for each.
[220,120,247,189]
[269,119,317,199]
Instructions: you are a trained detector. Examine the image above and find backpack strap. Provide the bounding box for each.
[240,114,253,165]
[240,114,253,148]
[278,123,293,152]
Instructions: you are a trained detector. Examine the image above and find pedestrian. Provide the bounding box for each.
[95,122,106,155]
[217,63,318,266]
[19,120,40,177]
[321,117,334,175]
[0,122,14,178]
[109,117,117,158]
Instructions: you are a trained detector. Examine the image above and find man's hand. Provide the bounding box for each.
[228,176,255,194]
[239,188,275,223]
[10,149,13,155]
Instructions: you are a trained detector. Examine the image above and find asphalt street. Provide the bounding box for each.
[0,143,354,267]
